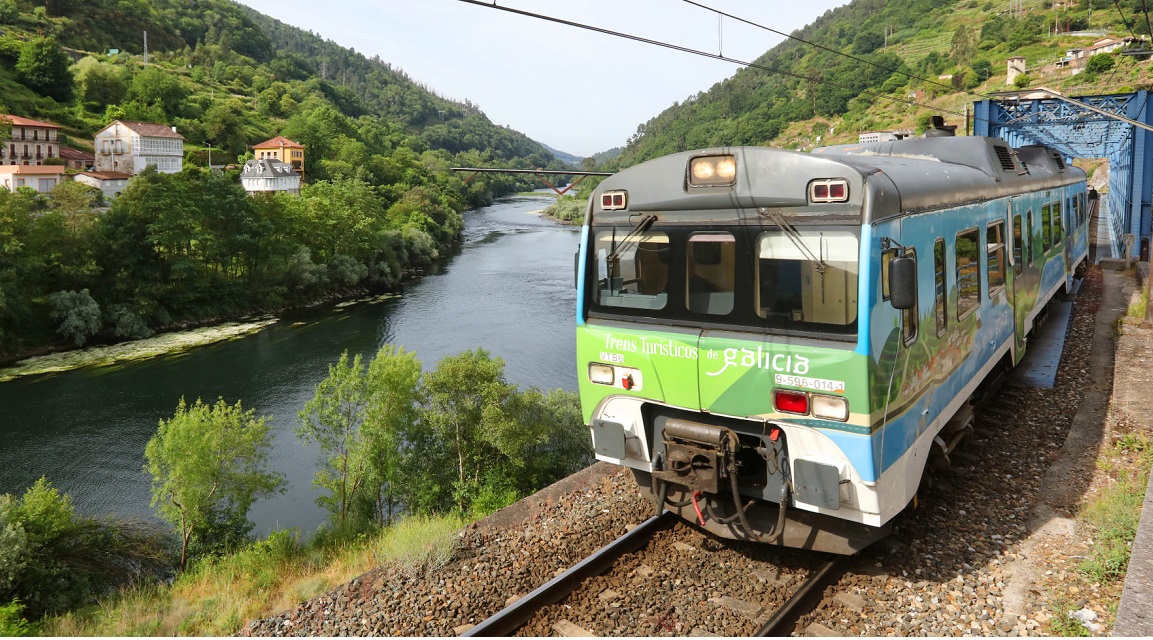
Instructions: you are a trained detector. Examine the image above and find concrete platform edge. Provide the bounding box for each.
[1111,267,1153,637]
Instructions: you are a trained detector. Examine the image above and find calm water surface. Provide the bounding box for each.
[0,196,579,536]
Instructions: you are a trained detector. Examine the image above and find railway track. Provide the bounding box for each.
[462,511,851,637]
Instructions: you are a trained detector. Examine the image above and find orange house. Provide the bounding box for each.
[252,136,304,181]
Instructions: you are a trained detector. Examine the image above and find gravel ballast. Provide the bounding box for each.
[243,265,1138,637]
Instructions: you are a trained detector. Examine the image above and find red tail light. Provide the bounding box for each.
[774,389,810,415]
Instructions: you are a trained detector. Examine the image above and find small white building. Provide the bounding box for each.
[858,129,913,143]
[240,158,300,196]
[74,171,132,200]
[93,120,184,175]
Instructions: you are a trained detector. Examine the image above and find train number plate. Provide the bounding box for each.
[774,374,845,393]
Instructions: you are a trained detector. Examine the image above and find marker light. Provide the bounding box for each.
[688,155,737,187]
[601,190,628,210]
[811,394,850,422]
[774,389,810,415]
[589,363,614,385]
[809,179,849,203]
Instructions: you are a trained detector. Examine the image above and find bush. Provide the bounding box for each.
[46,289,101,346]
[0,479,175,620]
[0,600,30,637]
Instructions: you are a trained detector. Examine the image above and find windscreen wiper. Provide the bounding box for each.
[607,214,659,273]
[758,207,827,274]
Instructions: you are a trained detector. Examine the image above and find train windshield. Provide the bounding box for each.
[590,225,859,337]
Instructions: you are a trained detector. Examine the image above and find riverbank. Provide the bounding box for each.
[0,291,404,383]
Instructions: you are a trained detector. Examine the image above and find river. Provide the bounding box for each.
[0,195,580,536]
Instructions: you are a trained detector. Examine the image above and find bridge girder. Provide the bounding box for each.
[974,91,1153,259]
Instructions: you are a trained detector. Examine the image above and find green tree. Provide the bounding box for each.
[297,350,374,528]
[144,397,284,569]
[362,345,424,523]
[15,36,73,102]
[126,66,188,118]
[950,24,976,66]
[74,57,126,109]
[420,349,516,513]
[46,289,101,346]
[1085,52,1115,74]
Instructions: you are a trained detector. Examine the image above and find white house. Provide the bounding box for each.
[240,158,300,196]
[0,164,66,192]
[1,114,60,165]
[93,120,184,175]
[74,171,132,200]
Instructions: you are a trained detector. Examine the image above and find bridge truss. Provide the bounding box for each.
[974,90,1153,259]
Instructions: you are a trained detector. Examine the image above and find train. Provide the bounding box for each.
[575,131,1089,554]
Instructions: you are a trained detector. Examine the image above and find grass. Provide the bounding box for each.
[1126,289,1147,321]
[37,514,465,636]
[1077,432,1153,585]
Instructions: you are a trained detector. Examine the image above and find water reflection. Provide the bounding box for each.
[0,196,579,537]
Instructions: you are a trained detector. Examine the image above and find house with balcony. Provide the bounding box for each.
[1,114,60,165]
[252,136,304,180]
[240,158,300,196]
[93,120,184,175]
[0,164,66,192]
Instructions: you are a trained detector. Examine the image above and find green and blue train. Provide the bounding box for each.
[576,133,1088,554]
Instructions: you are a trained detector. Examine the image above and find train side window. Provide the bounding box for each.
[934,238,947,337]
[1041,204,1052,253]
[902,248,918,346]
[1012,214,1023,276]
[1027,209,1035,266]
[956,227,981,319]
[687,232,735,315]
[987,221,1006,296]
[1053,200,1063,245]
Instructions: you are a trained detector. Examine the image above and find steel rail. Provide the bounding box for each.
[461,510,678,637]
[755,556,848,637]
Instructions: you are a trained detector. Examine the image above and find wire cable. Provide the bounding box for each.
[680,0,993,102]
[454,0,974,121]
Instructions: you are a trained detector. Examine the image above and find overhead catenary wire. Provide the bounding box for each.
[680,0,994,103]
[454,0,975,123]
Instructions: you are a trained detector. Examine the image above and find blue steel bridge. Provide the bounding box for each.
[974,90,1153,260]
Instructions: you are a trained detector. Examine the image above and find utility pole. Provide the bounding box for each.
[143,30,148,65]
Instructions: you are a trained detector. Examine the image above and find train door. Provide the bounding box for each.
[1009,199,1028,363]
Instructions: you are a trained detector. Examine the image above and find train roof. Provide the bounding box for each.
[592,136,1084,225]
[813,136,1085,215]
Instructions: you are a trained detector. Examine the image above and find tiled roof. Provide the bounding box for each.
[110,121,185,139]
[0,114,61,129]
[79,171,132,180]
[243,158,297,176]
[59,147,95,160]
[0,165,67,175]
[253,135,303,149]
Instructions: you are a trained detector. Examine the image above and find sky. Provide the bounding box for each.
[237,0,849,158]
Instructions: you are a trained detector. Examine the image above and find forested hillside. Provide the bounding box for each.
[610,0,1152,168]
[0,0,570,357]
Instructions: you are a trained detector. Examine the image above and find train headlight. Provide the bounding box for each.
[688,155,736,187]
[589,363,615,385]
[812,394,850,422]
